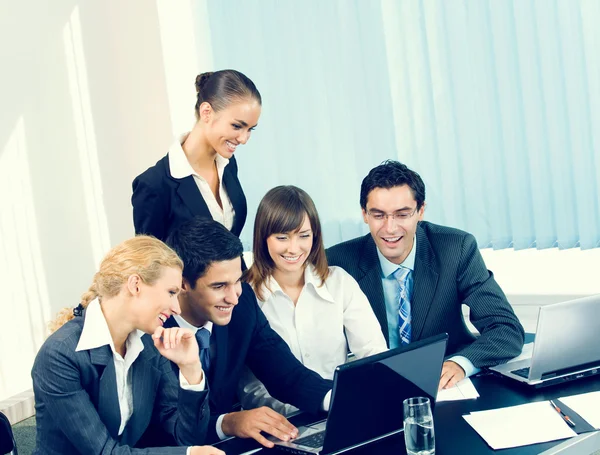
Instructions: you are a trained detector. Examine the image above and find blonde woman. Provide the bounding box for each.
[240,186,387,415]
[32,236,223,455]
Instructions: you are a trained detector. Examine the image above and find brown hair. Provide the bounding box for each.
[246,186,329,300]
[48,236,183,333]
[194,69,261,119]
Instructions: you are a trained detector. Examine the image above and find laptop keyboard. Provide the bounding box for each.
[293,431,326,448]
[511,367,530,379]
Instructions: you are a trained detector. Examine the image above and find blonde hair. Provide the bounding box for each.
[49,236,183,333]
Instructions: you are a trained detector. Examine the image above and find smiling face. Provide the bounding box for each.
[179,257,243,327]
[202,98,261,159]
[132,266,182,334]
[266,214,313,278]
[362,185,425,265]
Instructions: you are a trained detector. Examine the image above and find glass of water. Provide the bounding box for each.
[403,397,435,455]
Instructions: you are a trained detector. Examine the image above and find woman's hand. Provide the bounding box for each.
[152,327,203,384]
[190,446,225,455]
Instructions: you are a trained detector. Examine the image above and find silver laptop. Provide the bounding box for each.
[491,294,600,387]
[272,334,448,454]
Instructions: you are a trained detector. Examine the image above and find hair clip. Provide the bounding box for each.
[73,303,84,317]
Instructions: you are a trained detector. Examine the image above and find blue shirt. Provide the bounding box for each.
[376,237,479,378]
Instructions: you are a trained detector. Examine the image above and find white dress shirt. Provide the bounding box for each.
[168,133,235,230]
[76,299,205,452]
[239,265,387,415]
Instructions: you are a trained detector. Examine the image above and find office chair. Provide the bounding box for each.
[0,411,17,455]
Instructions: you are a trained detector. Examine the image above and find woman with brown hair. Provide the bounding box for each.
[240,186,387,415]
[32,236,223,455]
[132,69,261,241]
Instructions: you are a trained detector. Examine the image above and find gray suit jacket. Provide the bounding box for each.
[32,315,210,454]
[327,221,524,368]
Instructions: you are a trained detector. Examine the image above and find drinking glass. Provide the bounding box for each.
[403,397,435,455]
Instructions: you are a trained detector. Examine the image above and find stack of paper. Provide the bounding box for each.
[463,401,577,449]
[437,378,480,402]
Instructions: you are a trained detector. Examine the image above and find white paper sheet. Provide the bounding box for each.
[463,401,577,449]
[559,391,600,429]
[437,377,480,402]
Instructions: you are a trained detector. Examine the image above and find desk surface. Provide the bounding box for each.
[215,372,600,455]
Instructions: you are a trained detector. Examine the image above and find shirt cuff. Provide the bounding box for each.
[216,414,227,440]
[179,370,206,391]
[322,390,332,411]
[186,448,192,455]
[448,356,480,378]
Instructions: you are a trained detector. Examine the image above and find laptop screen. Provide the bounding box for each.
[532,294,600,379]
[322,334,448,454]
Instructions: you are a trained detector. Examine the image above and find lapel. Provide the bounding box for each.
[120,340,161,445]
[91,345,121,439]
[356,235,389,345]
[411,224,439,340]
[176,175,211,218]
[211,325,228,397]
[162,154,211,218]
[222,164,243,217]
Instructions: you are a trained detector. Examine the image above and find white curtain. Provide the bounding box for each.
[197,0,600,250]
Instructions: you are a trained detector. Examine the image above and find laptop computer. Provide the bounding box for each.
[272,333,448,455]
[490,294,600,387]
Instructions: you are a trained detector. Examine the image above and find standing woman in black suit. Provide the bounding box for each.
[132,70,262,241]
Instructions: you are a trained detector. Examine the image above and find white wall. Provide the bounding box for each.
[0,0,181,401]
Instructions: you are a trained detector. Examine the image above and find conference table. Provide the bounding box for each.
[214,371,600,454]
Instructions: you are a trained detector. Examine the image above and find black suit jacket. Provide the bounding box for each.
[32,315,209,454]
[132,154,247,240]
[326,221,524,368]
[165,283,333,443]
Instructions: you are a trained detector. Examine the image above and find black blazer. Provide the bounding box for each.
[31,315,209,454]
[165,283,333,444]
[132,154,247,241]
[326,221,524,368]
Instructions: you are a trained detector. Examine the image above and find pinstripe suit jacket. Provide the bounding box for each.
[32,315,210,454]
[326,221,524,368]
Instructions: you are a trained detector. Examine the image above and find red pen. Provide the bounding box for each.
[549,400,576,428]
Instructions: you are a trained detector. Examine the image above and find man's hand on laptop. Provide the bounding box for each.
[439,360,465,390]
[222,407,299,448]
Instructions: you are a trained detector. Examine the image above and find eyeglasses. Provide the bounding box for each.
[366,207,419,223]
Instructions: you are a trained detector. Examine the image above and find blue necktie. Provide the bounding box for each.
[195,328,211,376]
[394,267,413,345]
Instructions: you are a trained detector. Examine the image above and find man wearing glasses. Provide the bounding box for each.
[327,160,524,390]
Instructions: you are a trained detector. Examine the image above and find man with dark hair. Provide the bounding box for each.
[327,161,524,389]
[164,218,332,447]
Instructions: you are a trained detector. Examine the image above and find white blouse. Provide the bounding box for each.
[168,133,235,230]
[239,266,387,415]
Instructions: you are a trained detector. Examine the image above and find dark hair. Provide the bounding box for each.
[166,218,243,287]
[194,69,261,117]
[246,186,329,300]
[360,160,426,210]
